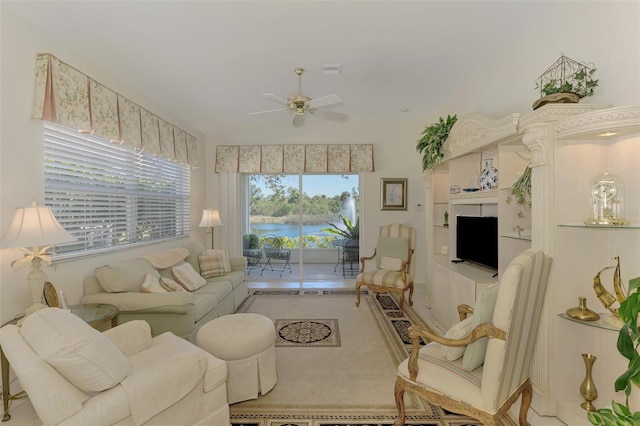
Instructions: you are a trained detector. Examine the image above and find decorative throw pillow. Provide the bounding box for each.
[198,254,226,279]
[172,262,207,291]
[380,256,403,271]
[202,249,231,273]
[140,274,167,293]
[440,315,474,361]
[462,283,500,371]
[375,237,408,269]
[160,277,187,292]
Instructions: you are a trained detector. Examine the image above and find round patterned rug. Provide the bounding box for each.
[273,318,340,347]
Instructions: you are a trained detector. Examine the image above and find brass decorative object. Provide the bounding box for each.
[593,256,625,317]
[566,297,600,321]
[580,353,598,411]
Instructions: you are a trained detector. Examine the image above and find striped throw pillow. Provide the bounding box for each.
[198,254,226,279]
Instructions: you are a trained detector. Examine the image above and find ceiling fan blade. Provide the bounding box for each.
[248,108,287,115]
[262,93,289,105]
[307,94,342,108]
[314,108,350,123]
[292,113,305,127]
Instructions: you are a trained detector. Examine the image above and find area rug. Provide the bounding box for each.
[230,289,514,426]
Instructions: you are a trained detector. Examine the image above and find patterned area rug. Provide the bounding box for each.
[275,319,340,347]
[230,289,508,426]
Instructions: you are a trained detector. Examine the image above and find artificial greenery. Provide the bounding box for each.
[588,276,640,426]
[320,215,360,240]
[535,67,599,98]
[416,114,457,171]
[506,164,532,218]
[243,233,261,249]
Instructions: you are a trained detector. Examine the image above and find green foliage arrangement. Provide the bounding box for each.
[243,233,261,249]
[535,67,599,98]
[588,276,640,426]
[416,115,457,171]
[506,164,532,218]
[320,215,360,240]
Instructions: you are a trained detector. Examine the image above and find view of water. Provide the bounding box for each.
[250,223,335,238]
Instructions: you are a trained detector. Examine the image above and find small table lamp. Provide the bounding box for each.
[1,201,76,320]
[199,209,223,249]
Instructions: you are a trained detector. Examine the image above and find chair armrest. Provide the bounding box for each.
[359,248,377,272]
[103,320,153,356]
[457,304,474,320]
[230,256,247,271]
[406,324,506,381]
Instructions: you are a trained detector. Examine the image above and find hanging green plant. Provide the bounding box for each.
[416,114,457,171]
[506,164,532,218]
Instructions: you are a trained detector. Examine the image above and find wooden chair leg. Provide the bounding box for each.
[396,289,405,316]
[408,283,414,306]
[355,282,362,307]
[393,377,407,426]
[519,378,532,426]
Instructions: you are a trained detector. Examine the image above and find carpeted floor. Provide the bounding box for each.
[229,289,504,426]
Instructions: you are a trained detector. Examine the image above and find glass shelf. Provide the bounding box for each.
[434,201,449,205]
[558,223,640,229]
[500,232,532,241]
[558,312,621,332]
[434,224,449,229]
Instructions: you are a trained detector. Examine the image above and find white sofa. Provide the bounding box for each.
[82,242,248,342]
[0,308,230,425]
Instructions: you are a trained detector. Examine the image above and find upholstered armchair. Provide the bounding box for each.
[394,249,551,426]
[0,308,230,426]
[355,223,415,316]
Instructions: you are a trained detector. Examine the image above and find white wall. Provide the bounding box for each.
[0,9,207,323]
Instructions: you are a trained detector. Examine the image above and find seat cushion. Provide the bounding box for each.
[96,258,159,293]
[356,270,413,288]
[20,308,130,393]
[207,270,246,289]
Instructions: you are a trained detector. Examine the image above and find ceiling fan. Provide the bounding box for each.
[249,67,349,126]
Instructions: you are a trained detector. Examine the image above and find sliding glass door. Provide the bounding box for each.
[244,173,359,281]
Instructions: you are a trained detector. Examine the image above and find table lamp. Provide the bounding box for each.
[199,209,223,249]
[1,201,76,320]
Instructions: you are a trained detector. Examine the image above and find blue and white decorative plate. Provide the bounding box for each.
[480,159,498,190]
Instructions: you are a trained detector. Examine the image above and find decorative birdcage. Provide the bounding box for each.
[535,53,599,99]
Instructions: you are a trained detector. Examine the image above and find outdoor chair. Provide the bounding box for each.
[355,223,415,316]
[394,248,552,426]
[243,234,262,275]
[260,235,292,277]
[342,239,360,277]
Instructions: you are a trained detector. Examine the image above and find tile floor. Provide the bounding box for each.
[3,272,565,425]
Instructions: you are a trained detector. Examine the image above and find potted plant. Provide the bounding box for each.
[321,215,359,241]
[416,114,457,171]
[588,276,640,425]
[533,54,599,110]
[506,164,532,218]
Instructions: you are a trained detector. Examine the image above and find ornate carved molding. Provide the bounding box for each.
[518,103,609,129]
[522,124,551,167]
[442,112,520,161]
[555,105,640,140]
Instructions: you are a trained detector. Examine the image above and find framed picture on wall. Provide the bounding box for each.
[381,178,407,210]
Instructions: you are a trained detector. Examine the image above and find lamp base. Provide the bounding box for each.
[18,257,48,325]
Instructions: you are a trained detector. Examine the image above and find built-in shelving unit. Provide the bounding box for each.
[423,104,640,421]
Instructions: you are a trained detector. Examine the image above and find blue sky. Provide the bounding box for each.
[255,174,359,197]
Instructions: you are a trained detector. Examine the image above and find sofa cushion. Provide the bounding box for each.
[203,249,231,273]
[199,254,226,278]
[172,263,208,291]
[184,241,207,274]
[206,270,246,290]
[141,274,167,293]
[380,256,403,271]
[20,308,130,393]
[462,283,499,371]
[191,292,220,321]
[96,258,159,293]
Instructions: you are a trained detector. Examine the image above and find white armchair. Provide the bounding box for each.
[0,308,230,426]
[394,249,551,426]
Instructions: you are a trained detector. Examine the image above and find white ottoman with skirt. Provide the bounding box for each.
[197,313,277,404]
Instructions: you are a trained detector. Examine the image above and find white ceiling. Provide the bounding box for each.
[3,1,609,135]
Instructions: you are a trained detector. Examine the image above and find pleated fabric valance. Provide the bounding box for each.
[215,144,374,173]
[31,53,198,168]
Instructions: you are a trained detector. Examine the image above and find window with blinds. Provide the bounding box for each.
[44,122,190,257]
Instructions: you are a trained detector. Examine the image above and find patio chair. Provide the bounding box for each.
[355,223,415,316]
[342,239,360,277]
[243,234,262,275]
[260,235,292,277]
[394,248,552,426]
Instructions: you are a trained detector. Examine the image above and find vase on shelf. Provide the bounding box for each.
[480,158,498,190]
[580,353,598,412]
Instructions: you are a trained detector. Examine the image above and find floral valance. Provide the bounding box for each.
[215,144,374,173]
[31,53,198,168]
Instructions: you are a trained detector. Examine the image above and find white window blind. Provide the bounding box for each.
[44,122,190,257]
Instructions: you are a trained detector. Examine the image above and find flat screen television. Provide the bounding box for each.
[456,215,498,270]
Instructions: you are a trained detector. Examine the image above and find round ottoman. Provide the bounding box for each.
[196,313,277,404]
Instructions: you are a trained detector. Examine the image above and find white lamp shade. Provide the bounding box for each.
[199,209,223,228]
[1,202,76,249]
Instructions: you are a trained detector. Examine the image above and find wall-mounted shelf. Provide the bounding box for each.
[501,232,532,241]
[558,312,621,332]
[558,223,640,230]
[450,190,498,205]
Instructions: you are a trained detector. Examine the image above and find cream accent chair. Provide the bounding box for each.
[394,249,551,426]
[355,223,415,316]
[0,308,230,426]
